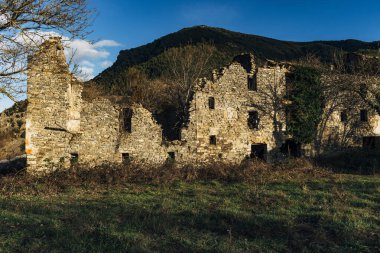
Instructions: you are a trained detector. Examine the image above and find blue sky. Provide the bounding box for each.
[1,0,380,112]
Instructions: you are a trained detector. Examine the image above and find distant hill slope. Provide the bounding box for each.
[93,26,380,87]
[0,101,26,160]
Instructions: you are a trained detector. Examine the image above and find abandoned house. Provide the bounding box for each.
[25,38,380,173]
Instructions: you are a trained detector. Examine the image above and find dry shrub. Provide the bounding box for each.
[316,148,380,175]
[0,158,330,196]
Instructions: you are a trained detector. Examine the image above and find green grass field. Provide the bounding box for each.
[0,165,379,253]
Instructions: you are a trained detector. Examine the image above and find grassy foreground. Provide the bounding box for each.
[0,163,379,253]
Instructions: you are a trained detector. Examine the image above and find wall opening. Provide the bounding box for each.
[359,84,368,96]
[280,139,301,158]
[70,153,79,165]
[248,75,257,91]
[340,111,348,122]
[208,97,215,109]
[154,106,181,141]
[122,153,130,164]
[250,144,267,160]
[123,108,133,133]
[360,109,368,122]
[210,135,217,145]
[168,152,175,161]
[233,54,253,73]
[248,111,259,129]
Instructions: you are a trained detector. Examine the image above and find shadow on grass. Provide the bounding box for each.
[316,148,380,175]
[1,183,378,253]
[0,155,26,175]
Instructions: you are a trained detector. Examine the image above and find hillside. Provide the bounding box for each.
[93,26,380,89]
[0,101,26,160]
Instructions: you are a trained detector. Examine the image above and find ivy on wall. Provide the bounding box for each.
[287,66,324,144]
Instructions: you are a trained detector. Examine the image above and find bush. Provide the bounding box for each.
[316,148,380,175]
[0,159,327,195]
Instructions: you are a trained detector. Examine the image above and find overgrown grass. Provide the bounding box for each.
[0,160,379,252]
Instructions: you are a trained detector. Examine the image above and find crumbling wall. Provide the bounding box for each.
[119,105,168,164]
[316,74,380,154]
[26,38,81,173]
[73,98,120,165]
[181,55,288,163]
[31,38,380,171]
[251,66,287,154]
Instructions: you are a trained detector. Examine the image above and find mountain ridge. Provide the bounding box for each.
[93,26,380,86]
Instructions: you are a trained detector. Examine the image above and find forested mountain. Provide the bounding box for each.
[92,25,380,89]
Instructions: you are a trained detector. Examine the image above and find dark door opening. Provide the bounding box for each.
[281,139,301,158]
[250,144,267,160]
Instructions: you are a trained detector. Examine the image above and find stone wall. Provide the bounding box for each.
[26,38,77,172]
[181,55,288,163]
[315,74,380,154]
[74,98,120,165]
[118,105,168,164]
[25,38,380,173]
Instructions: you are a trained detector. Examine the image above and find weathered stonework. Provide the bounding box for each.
[180,56,287,163]
[26,38,80,172]
[25,38,380,173]
[119,105,168,164]
[315,74,380,154]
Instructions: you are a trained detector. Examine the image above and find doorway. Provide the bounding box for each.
[250,144,267,160]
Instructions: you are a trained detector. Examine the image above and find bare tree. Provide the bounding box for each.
[0,0,94,102]
[332,51,380,115]
[162,43,216,126]
[308,51,380,153]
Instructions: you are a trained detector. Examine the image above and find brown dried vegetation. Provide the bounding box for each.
[0,159,329,196]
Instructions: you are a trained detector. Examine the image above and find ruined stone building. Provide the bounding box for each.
[25,38,380,173]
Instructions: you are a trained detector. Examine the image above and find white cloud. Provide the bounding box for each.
[76,66,95,81]
[80,60,95,68]
[100,60,113,68]
[65,39,110,62]
[0,30,120,109]
[94,40,121,48]
[62,39,120,80]
[0,30,119,86]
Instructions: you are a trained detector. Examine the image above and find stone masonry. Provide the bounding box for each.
[25,38,380,173]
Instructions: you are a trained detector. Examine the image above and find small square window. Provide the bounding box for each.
[122,153,130,163]
[168,152,175,161]
[210,135,217,145]
[208,97,215,109]
[248,75,257,91]
[360,110,368,122]
[70,153,78,165]
[340,111,348,122]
